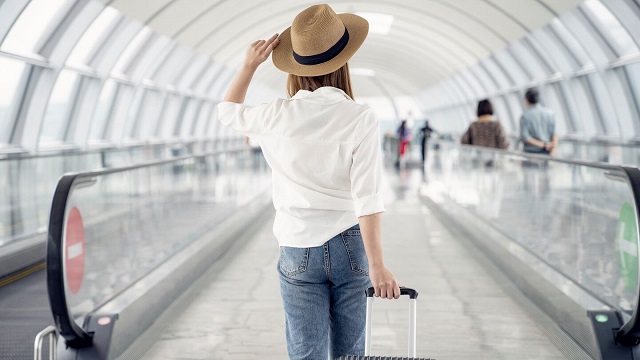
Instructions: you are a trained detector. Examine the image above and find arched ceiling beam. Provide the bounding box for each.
[97,0,585,101]
[201,1,501,60]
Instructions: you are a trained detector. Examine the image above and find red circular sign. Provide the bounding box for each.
[65,207,85,294]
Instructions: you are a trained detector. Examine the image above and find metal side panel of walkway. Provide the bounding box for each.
[133,166,568,360]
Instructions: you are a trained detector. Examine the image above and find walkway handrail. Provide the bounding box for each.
[616,166,640,346]
[428,140,640,346]
[45,147,248,347]
[432,138,625,171]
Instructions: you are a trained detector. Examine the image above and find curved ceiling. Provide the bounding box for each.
[100,0,584,97]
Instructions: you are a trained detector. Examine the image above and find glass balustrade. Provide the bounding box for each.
[423,141,639,315]
[56,148,270,327]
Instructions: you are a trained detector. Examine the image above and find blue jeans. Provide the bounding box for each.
[278,224,371,360]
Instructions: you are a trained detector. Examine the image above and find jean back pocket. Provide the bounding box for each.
[279,247,309,276]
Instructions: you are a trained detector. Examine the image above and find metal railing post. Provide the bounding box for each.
[34,326,57,360]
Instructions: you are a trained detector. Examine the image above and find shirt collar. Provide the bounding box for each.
[291,86,352,104]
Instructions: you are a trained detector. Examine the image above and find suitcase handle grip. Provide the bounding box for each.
[366,286,418,299]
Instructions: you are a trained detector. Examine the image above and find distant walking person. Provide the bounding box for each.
[396,120,412,169]
[419,120,436,163]
[460,99,509,149]
[519,88,558,155]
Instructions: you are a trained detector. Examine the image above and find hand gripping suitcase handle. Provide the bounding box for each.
[365,286,418,299]
[364,286,418,357]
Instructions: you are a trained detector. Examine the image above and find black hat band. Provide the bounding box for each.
[292,28,349,66]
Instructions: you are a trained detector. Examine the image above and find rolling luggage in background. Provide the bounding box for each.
[339,287,434,360]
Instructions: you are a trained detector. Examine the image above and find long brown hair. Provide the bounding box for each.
[287,63,354,100]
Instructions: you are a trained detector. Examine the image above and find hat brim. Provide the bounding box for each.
[272,13,368,77]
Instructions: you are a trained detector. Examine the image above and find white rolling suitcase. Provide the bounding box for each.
[339,286,434,360]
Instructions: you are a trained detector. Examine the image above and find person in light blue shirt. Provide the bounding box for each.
[519,88,558,155]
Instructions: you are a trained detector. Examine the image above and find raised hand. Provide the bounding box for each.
[244,33,280,70]
[224,34,280,103]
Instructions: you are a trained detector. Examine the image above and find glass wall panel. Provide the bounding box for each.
[180,99,202,138]
[587,73,620,136]
[530,29,575,73]
[470,64,497,94]
[0,58,26,144]
[459,70,485,98]
[111,27,152,75]
[605,69,636,139]
[132,38,173,82]
[499,94,518,134]
[582,0,638,56]
[461,102,476,126]
[158,94,182,138]
[39,70,80,144]
[67,7,120,66]
[192,63,220,95]
[604,0,640,48]
[438,83,462,109]
[540,83,568,137]
[151,47,190,87]
[136,90,164,139]
[509,42,547,79]
[560,12,610,67]
[176,58,208,91]
[123,88,145,140]
[195,102,213,138]
[624,62,640,135]
[568,77,599,136]
[506,92,524,123]
[555,81,580,135]
[494,50,529,86]
[491,96,513,135]
[448,77,473,104]
[549,19,591,67]
[1,0,70,55]
[89,80,117,140]
[104,84,134,142]
[482,58,512,89]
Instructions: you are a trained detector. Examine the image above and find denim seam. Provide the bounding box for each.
[324,243,331,279]
[341,235,368,275]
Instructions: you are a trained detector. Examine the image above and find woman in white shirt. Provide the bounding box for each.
[217,4,399,359]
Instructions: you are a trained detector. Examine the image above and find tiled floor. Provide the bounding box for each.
[141,167,567,359]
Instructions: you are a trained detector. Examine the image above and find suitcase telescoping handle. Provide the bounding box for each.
[364,286,418,357]
[366,287,418,299]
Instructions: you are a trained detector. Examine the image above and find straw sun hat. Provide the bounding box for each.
[272,4,369,77]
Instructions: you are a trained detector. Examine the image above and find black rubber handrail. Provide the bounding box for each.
[45,147,248,347]
[616,167,640,346]
[46,173,93,348]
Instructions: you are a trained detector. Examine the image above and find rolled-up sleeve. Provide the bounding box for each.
[351,110,385,217]
[217,101,270,135]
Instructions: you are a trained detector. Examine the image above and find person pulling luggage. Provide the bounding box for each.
[217,4,401,359]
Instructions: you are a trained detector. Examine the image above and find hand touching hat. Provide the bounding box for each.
[272,4,369,76]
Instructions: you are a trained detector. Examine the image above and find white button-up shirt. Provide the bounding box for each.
[217,86,385,248]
